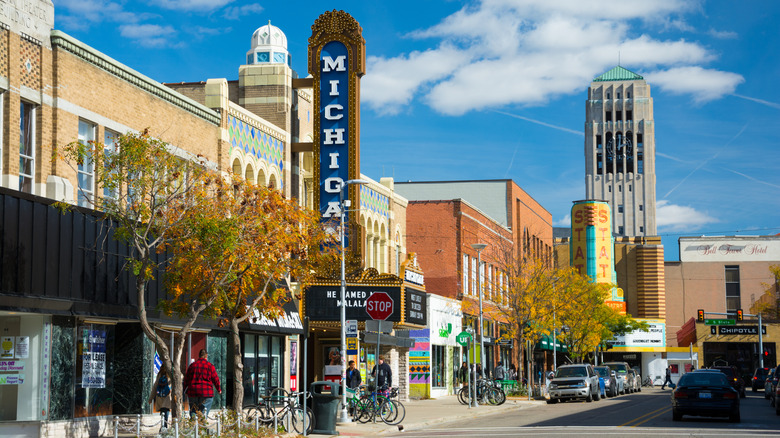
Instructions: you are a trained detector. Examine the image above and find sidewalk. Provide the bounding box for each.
[322,395,544,437]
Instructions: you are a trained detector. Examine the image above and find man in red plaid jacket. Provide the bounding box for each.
[184,349,222,418]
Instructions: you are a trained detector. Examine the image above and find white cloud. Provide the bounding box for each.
[554,214,571,227]
[645,66,744,103]
[708,28,738,39]
[361,0,739,116]
[119,24,176,48]
[56,0,154,30]
[223,3,264,20]
[656,200,718,232]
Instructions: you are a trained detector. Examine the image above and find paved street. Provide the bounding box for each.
[379,388,780,438]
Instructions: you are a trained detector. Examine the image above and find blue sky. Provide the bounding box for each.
[54,0,780,261]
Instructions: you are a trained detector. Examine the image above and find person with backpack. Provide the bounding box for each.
[493,361,506,381]
[149,363,172,430]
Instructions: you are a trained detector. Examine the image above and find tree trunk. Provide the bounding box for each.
[230,318,245,412]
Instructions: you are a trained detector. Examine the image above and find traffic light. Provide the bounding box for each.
[736,309,743,321]
[697,309,704,322]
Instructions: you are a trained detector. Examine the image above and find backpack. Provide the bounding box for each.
[157,374,171,397]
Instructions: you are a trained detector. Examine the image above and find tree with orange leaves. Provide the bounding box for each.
[162,177,336,410]
[58,131,215,418]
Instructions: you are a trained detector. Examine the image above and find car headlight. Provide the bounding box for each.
[575,381,587,388]
[549,383,558,389]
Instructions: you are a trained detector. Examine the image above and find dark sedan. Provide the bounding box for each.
[672,370,740,422]
[711,365,746,398]
[594,366,618,397]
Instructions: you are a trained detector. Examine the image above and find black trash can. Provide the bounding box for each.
[310,381,342,435]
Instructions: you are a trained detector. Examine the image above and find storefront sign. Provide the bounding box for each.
[306,285,402,321]
[15,336,29,359]
[713,325,766,335]
[41,321,51,419]
[1,336,14,358]
[0,360,25,372]
[246,294,305,335]
[607,320,666,348]
[405,288,427,326]
[0,374,24,385]
[680,237,780,262]
[81,329,106,388]
[0,0,55,48]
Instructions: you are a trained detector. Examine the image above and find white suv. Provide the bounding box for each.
[547,364,600,403]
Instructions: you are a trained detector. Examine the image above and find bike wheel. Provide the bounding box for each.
[269,387,289,409]
[491,387,506,405]
[290,406,314,434]
[380,399,406,425]
[245,403,273,424]
[355,398,374,423]
[457,386,470,405]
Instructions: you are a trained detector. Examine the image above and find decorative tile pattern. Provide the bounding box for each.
[228,114,284,172]
[19,37,41,89]
[0,29,8,77]
[408,329,431,387]
[360,186,390,219]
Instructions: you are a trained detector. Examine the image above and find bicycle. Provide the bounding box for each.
[354,386,405,425]
[642,376,654,388]
[458,378,506,405]
[245,390,314,434]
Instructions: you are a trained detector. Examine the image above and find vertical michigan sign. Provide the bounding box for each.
[309,10,366,255]
[571,200,624,313]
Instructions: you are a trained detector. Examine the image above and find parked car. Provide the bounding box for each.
[712,365,746,398]
[752,367,771,392]
[628,368,641,392]
[671,369,740,422]
[594,366,618,397]
[547,364,601,404]
[603,361,631,395]
[764,367,776,399]
[770,365,780,406]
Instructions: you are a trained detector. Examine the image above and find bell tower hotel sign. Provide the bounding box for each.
[309,10,365,256]
[0,0,54,48]
[679,236,780,262]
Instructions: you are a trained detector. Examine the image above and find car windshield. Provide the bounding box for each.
[715,367,736,378]
[555,367,587,378]
[594,367,610,377]
[606,363,627,373]
[679,373,729,387]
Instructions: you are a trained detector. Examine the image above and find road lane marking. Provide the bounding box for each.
[628,407,671,427]
[618,405,671,427]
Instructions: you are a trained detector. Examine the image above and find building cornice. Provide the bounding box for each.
[50,30,220,126]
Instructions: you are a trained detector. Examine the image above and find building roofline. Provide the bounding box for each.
[51,30,221,126]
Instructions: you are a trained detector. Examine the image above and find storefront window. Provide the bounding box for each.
[242,334,284,404]
[432,345,445,388]
[75,323,115,418]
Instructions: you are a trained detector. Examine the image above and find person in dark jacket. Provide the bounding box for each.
[372,355,392,390]
[347,360,362,389]
[457,361,469,387]
[184,349,222,419]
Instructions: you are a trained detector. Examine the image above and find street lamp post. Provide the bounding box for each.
[471,243,488,376]
[338,179,368,424]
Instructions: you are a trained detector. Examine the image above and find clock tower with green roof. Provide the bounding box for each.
[584,66,657,238]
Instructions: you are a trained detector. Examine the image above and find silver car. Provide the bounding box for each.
[603,361,631,395]
[547,364,601,403]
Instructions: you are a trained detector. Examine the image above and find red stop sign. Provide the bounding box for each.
[365,292,394,320]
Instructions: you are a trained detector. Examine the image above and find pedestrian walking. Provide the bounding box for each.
[372,355,393,392]
[148,364,172,430]
[508,364,518,381]
[661,366,673,389]
[184,349,222,420]
[458,361,469,387]
[347,360,361,389]
[493,361,506,381]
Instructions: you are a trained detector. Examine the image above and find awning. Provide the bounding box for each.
[536,333,567,352]
[244,294,304,335]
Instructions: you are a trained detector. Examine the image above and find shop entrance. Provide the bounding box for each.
[703,341,776,381]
